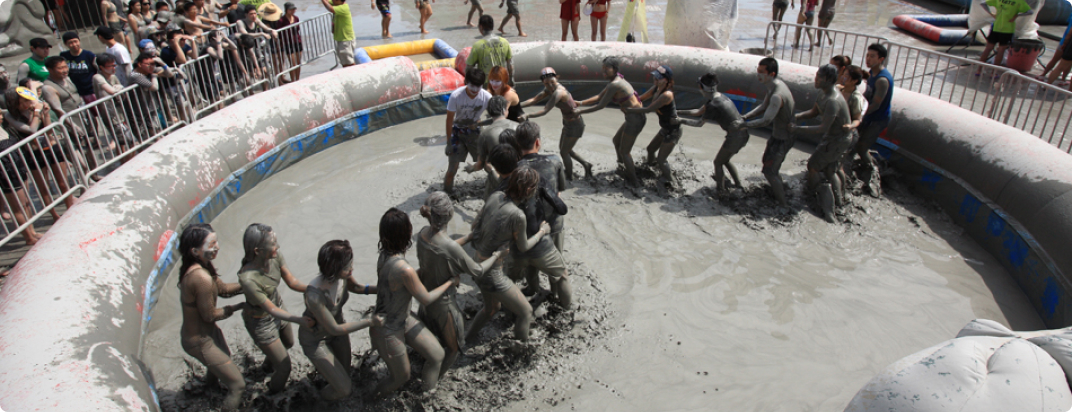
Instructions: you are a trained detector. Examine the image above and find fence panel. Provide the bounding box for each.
[178,23,278,120]
[270,13,338,85]
[764,22,887,68]
[881,41,1009,117]
[990,72,1072,152]
[0,120,86,247]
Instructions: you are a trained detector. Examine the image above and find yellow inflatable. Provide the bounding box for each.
[355,39,459,71]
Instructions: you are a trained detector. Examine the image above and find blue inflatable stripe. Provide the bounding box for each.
[433,39,458,59]
[355,48,372,64]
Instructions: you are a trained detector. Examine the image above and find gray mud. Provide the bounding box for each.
[143,109,1043,411]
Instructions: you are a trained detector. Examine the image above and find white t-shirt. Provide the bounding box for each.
[106,43,133,86]
[446,86,491,125]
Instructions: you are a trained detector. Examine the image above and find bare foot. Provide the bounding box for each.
[498,27,505,34]
[466,22,475,27]
[519,32,527,37]
[421,29,429,34]
[1,212,10,221]
[384,33,392,38]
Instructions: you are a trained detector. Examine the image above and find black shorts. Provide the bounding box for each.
[1063,41,1072,60]
[0,156,27,194]
[986,30,1013,46]
[26,146,66,171]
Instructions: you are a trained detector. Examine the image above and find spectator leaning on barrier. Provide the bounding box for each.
[92,53,138,163]
[977,0,1032,69]
[322,0,357,67]
[468,15,513,85]
[0,109,41,247]
[59,32,99,103]
[96,26,134,86]
[17,38,53,83]
[41,56,104,180]
[5,83,75,216]
[270,2,302,84]
[127,52,170,137]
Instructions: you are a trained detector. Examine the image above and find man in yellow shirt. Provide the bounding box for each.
[321,0,357,66]
[466,15,513,85]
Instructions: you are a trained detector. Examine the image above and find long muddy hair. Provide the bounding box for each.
[378,208,413,256]
[420,191,454,233]
[240,223,273,266]
[506,166,539,202]
[178,223,219,285]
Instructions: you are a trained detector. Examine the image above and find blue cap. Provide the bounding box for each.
[652,65,673,80]
[138,39,156,49]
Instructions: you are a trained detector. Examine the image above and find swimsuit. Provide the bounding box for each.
[590,0,608,18]
[655,90,682,144]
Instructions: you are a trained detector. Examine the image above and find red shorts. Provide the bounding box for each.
[591,11,606,18]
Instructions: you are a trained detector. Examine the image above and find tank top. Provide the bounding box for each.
[23,58,49,82]
[863,68,893,123]
[374,254,413,334]
[507,104,524,122]
[656,90,679,130]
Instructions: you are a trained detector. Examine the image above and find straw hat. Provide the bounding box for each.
[258,2,282,21]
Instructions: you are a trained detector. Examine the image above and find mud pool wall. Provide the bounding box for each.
[0,42,1066,411]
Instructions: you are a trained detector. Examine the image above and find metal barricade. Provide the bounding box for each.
[179,24,277,120]
[881,41,1010,117]
[269,13,339,85]
[60,76,187,184]
[764,22,887,68]
[989,72,1072,152]
[0,120,86,248]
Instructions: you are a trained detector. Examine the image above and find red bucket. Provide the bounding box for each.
[1004,38,1044,73]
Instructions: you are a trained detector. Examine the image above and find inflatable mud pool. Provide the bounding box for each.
[0,41,1070,411]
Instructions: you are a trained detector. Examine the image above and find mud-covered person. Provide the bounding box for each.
[623,65,682,192]
[577,56,645,186]
[466,95,517,199]
[853,43,893,197]
[737,57,796,207]
[444,67,491,195]
[416,192,507,375]
[371,209,457,396]
[236,224,314,393]
[465,155,540,343]
[511,122,573,308]
[788,64,851,222]
[298,240,382,401]
[177,223,248,410]
[518,67,593,181]
[675,73,750,193]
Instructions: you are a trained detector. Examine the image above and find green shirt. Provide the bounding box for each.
[466,35,512,76]
[332,3,354,42]
[23,57,49,82]
[238,253,288,318]
[238,0,271,8]
[986,0,1031,34]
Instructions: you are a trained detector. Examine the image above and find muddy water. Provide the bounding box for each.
[143,109,1042,411]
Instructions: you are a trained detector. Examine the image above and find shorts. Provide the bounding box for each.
[773,0,788,7]
[108,21,125,33]
[807,135,853,173]
[986,29,1013,46]
[0,155,27,194]
[242,308,284,346]
[447,125,480,163]
[299,331,350,365]
[506,0,519,15]
[659,126,683,145]
[475,263,514,294]
[507,247,568,283]
[717,130,750,160]
[376,0,391,15]
[417,296,465,348]
[761,135,796,176]
[818,8,835,23]
[804,10,815,19]
[1063,41,1072,60]
[27,146,66,171]
[335,39,357,65]
[561,117,585,139]
[856,117,890,155]
[469,0,482,8]
[282,42,304,54]
[182,326,233,367]
[623,112,647,137]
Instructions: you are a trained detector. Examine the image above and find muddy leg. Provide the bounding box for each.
[405,322,445,391]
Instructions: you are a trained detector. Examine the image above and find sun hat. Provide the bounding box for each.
[258,2,282,21]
